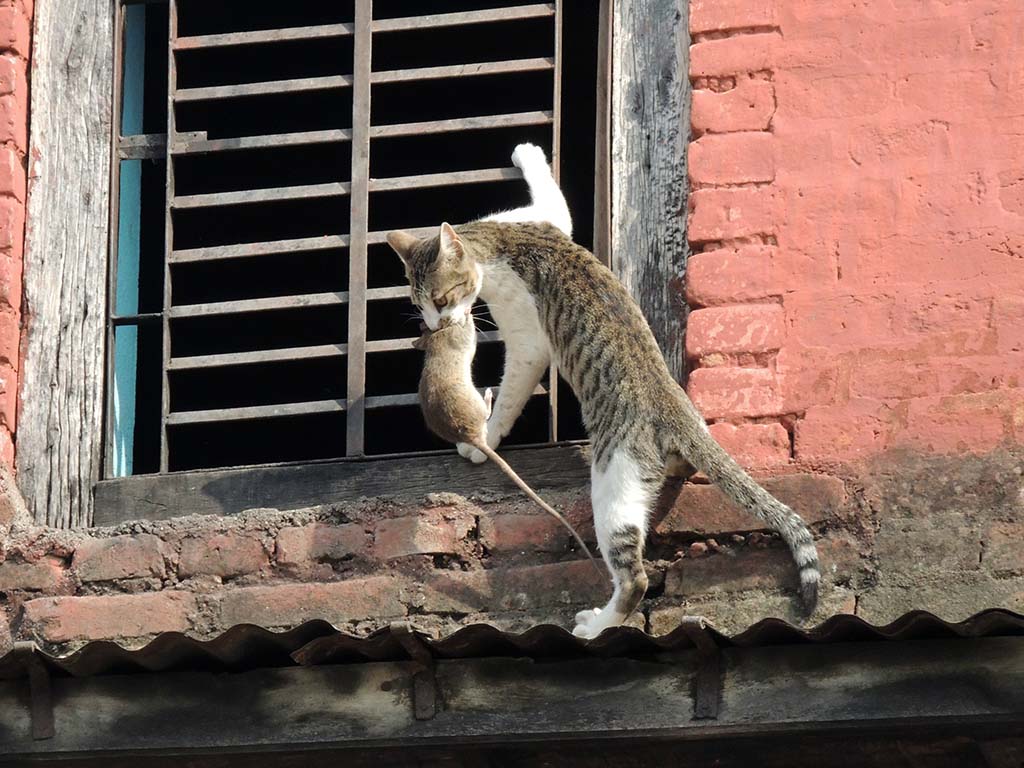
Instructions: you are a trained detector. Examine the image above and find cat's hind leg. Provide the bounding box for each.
[573,450,659,639]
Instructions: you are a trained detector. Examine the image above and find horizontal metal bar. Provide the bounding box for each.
[366,330,501,354]
[111,312,163,326]
[173,182,351,209]
[372,5,555,33]
[370,111,553,139]
[118,133,167,159]
[171,292,348,318]
[171,235,350,264]
[174,23,354,50]
[171,129,352,155]
[371,58,554,85]
[168,344,348,371]
[369,167,520,193]
[168,399,347,425]
[176,75,353,102]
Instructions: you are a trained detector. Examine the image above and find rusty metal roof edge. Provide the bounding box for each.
[1,609,1021,680]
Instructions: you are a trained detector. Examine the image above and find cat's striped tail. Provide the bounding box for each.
[676,410,821,611]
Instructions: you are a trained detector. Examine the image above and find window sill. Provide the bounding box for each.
[93,443,591,526]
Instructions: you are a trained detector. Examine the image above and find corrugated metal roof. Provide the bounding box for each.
[1,609,1020,680]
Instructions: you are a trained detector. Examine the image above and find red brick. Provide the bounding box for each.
[276,523,368,566]
[0,6,30,58]
[665,545,796,595]
[218,576,405,627]
[688,367,782,420]
[0,145,23,201]
[689,32,778,78]
[707,422,790,468]
[0,55,21,96]
[794,400,895,462]
[0,90,26,152]
[22,592,195,643]
[179,533,268,579]
[689,131,774,186]
[655,473,845,537]
[479,512,593,554]
[899,390,1024,455]
[688,186,774,243]
[0,361,15,429]
[993,296,1024,354]
[686,245,774,307]
[0,250,21,311]
[692,79,775,134]
[0,557,63,592]
[411,561,607,615]
[0,196,24,256]
[690,0,775,34]
[849,353,1022,401]
[72,534,166,582]
[983,522,1024,574]
[373,508,474,560]
[686,304,784,359]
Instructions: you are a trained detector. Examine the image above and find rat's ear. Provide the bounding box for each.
[438,222,465,259]
[386,230,420,264]
[412,334,428,352]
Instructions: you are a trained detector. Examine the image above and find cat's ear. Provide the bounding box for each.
[386,230,419,264]
[438,222,465,260]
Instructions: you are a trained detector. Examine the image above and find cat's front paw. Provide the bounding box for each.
[511,143,550,174]
[572,608,603,639]
[456,442,488,464]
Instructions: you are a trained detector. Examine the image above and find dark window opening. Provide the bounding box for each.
[107,1,602,477]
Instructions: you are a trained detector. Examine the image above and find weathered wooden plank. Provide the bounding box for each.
[18,0,115,526]
[371,58,553,85]
[172,182,351,209]
[372,5,555,33]
[593,0,613,267]
[175,75,353,102]
[93,443,591,523]
[170,292,348,318]
[171,235,350,263]
[369,168,520,193]
[168,344,348,371]
[370,111,553,139]
[167,399,347,425]
[174,23,354,50]
[172,129,352,155]
[611,0,690,383]
[365,330,501,355]
[1,638,1021,758]
[346,1,372,457]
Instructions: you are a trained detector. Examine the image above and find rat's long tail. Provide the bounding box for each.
[478,444,603,575]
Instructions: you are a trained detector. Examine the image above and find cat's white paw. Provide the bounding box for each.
[511,143,549,174]
[456,442,487,464]
[572,608,602,639]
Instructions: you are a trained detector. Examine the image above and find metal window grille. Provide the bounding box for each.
[106,1,601,476]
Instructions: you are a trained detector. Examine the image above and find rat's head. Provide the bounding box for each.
[412,316,477,356]
[386,222,482,331]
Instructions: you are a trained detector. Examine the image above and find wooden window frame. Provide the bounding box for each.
[18,0,689,527]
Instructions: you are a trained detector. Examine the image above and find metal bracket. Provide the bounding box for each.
[679,617,723,720]
[390,622,438,721]
[13,641,55,740]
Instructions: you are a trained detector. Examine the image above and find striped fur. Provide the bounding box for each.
[388,219,821,638]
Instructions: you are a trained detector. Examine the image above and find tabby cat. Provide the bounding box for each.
[386,144,820,638]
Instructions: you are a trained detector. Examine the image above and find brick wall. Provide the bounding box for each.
[685,0,1024,467]
[0,0,28,470]
[1,0,1023,654]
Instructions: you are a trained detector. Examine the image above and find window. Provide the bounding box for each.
[106,0,603,477]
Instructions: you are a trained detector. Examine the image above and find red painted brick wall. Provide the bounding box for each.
[686,0,1024,469]
[0,0,28,470]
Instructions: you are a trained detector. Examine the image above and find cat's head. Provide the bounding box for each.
[386,223,482,330]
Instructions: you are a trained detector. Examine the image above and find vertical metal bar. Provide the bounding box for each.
[594,0,613,269]
[547,1,563,443]
[159,0,178,472]
[346,0,372,456]
[103,1,126,479]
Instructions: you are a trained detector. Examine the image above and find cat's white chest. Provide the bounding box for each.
[479,262,548,352]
